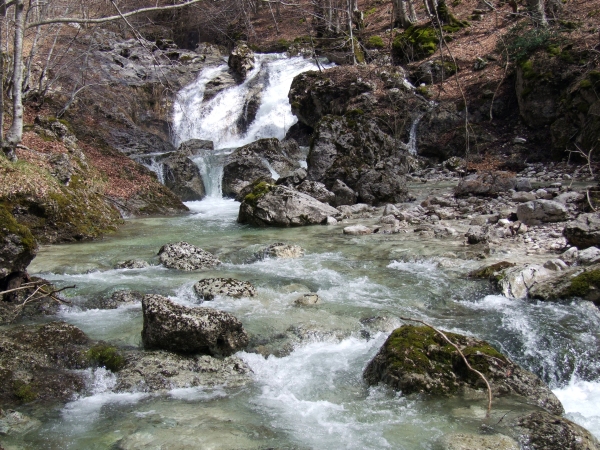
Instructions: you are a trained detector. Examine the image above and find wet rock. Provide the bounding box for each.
[176,139,214,156]
[228,42,255,81]
[466,226,489,244]
[529,263,600,305]
[543,259,569,271]
[276,167,308,187]
[0,205,37,287]
[141,294,248,356]
[439,433,519,450]
[114,260,150,269]
[455,172,517,197]
[564,213,600,249]
[517,200,569,225]
[561,246,579,264]
[294,293,321,306]
[255,242,304,259]
[193,278,257,300]
[0,409,41,436]
[326,216,338,225]
[468,261,516,281]
[577,246,600,265]
[363,325,563,415]
[158,242,221,271]
[238,184,339,227]
[499,265,553,299]
[343,225,373,235]
[161,153,206,201]
[295,180,335,204]
[0,322,94,407]
[97,290,144,309]
[222,139,299,198]
[512,411,600,450]
[330,179,359,206]
[115,351,251,393]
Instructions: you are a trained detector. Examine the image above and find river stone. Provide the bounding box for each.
[238,184,339,227]
[97,290,144,309]
[294,293,321,306]
[363,325,563,415]
[115,350,251,393]
[0,409,41,436]
[158,242,221,271]
[455,172,517,197]
[438,433,519,450]
[516,200,568,225]
[193,278,257,300]
[577,246,600,265]
[263,243,303,259]
[114,260,150,269]
[564,213,600,249]
[466,226,489,244]
[343,225,373,235]
[512,411,600,450]
[512,191,536,203]
[141,295,248,356]
[499,264,553,299]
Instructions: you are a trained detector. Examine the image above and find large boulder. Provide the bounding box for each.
[228,42,255,81]
[364,325,564,415]
[238,183,340,227]
[564,213,600,249]
[455,172,517,198]
[161,153,206,201]
[0,206,37,285]
[529,263,600,306]
[308,115,410,205]
[222,138,299,198]
[193,278,257,300]
[517,200,569,225]
[498,264,554,300]
[141,294,248,356]
[158,242,221,271]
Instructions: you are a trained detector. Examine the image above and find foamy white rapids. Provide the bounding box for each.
[554,378,600,439]
[172,54,332,149]
[184,197,240,220]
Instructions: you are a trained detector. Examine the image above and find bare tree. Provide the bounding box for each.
[393,0,417,28]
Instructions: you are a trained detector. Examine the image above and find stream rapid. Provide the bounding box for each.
[7,54,600,449]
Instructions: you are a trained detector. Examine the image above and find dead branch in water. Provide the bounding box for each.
[399,316,493,416]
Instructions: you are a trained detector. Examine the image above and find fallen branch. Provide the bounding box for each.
[399,316,493,416]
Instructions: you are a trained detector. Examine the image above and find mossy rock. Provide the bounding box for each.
[363,325,564,414]
[468,261,516,282]
[393,26,439,62]
[85,343,126,372]
[13,380,38,403]
[0,205,37,279]
[243,181,274,207]
[563,269,600,304]
[366,35,385,49]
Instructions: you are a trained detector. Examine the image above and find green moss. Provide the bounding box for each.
[13,381,38,403]
[366,35,385,49]
[580,79,593,89]
[468,261,515,281]
[416,86,430,98]
[365,7,377,16]
[244,181,274,207]
[393,25,438,61]
[85,344,125,372]
[0,205,36,252]
[565,270,600,298]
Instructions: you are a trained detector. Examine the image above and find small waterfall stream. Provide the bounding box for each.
[9,54,600,449]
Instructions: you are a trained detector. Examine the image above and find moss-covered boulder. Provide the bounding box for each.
[364,325,563,415]
[0,205,37,281]
[529,263,600,306]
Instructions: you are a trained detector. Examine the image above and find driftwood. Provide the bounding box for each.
[1,281,75,323]
[399,316,493,416]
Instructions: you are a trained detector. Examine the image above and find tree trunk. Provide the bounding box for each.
[0,7,5,146]
[4,0,25,160]
[393,0,417,28]
[527,0,548,25]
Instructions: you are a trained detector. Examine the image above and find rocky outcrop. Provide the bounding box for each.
[161,153,206,201]
[222,138,299,198]
[516,200,569,225]
[564,213,600,249]
[158,242,221,271]
[364,325,564,415]
[228,42,255,81]
[0,206,37,287]
[141,295,249,356]
[238,183,339,227]
[193,278,257,300]
[115,351,251,392]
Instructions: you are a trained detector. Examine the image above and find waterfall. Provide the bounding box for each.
[260,157,280,180]
[407,114,424,156]
[191,148,234,198]
[172,54,332,150]
[133,153,167,184]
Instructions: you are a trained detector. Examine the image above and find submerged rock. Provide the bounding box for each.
[141,295,248,356]
[194,278,256,300]
[238,183,339,227]
[115,351,251,393]
[254,242,304,259]
[114,260,150,269]
[158,241,221,271]
[97,290,144,309]
[294,293,321,306]
[438,433,519,450]
[0,409,41,436]
[343,225,373,235]
[363,325,563,415]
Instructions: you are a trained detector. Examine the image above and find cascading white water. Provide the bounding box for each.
[407,114,424,156]
[134,153,168,184]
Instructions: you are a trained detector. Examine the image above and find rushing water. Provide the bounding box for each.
[5,54,600,448]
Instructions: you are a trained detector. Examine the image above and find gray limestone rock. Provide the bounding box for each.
[564,213,600,249]
[141,295,248,356]
[517,200,569,225]
[194,278,257,300]
[158,242,221,271]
